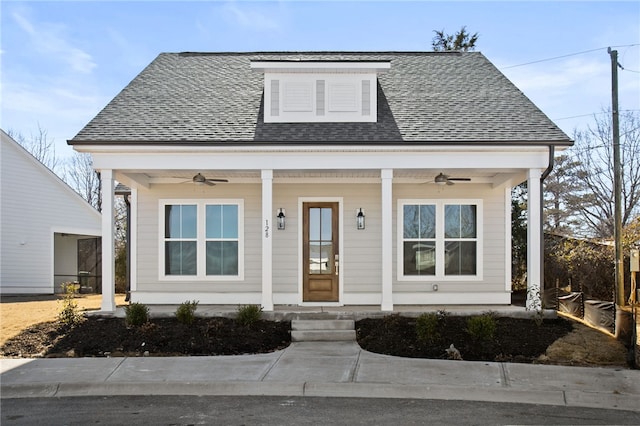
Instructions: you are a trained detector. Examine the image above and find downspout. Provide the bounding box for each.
[539,145,555,308]
[124,194,131,302]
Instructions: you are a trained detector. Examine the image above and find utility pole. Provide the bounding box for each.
[609,47,629,339]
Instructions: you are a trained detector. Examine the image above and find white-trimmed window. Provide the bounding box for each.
[161,200,243,280]
[398,200,482,281]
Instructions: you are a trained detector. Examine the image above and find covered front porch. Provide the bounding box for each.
[92,146,549,314]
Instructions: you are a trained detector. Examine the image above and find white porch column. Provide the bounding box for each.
[261,169,274,311]
[100,170,116,312]
[526,168,542,311]
[381,169,393,311]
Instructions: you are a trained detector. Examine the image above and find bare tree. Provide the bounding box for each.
[571,109,640,237]
[64,152,102,212]
[8,124,59,172]
[432,26,479,52]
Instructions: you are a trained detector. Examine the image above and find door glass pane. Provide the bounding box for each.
[403,241,436,276]
[309,208,320,241]
[445,241,477,275]
[309,242,332,274]
[320,208,332,240]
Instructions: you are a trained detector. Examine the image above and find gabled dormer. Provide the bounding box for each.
[251,60,390,123]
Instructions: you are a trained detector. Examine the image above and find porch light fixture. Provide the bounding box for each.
[356,208,365,230]
[276,208,286,230]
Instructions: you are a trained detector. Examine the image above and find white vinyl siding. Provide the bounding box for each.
[0,132,101,294]
[134,184,261,295]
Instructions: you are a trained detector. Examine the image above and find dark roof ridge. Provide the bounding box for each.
[176,51,467,57]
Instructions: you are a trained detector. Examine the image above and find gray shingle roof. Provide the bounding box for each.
[70,51,571,145]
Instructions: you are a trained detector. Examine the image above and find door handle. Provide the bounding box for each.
[335,254,339,275]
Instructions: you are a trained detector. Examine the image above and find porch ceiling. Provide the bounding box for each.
[115,168,526,188]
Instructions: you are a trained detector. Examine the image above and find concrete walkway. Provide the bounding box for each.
[1,342,638,412]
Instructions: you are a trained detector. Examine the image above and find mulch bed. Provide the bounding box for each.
[0,317,291,358]
[1,314,574,363]
[357,314,574,363]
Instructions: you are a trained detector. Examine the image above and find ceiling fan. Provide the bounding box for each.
[191,173,228,186]
[434,173,471,186]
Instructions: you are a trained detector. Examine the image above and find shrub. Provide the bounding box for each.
[466,313,496,341]
[125,302,149,327]
[236,304,262,326]
[175,300,199,325]
[57,282,84,326]
[416,313,439,344]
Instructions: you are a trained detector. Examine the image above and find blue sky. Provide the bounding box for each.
[1,1,639,160]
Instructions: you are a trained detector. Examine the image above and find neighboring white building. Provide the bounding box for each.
[0,130,102,294]
[69,52,573,312]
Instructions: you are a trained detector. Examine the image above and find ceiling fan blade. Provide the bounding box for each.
[206,178,229,183]
[204,180,216,186]
[448,177,471,181]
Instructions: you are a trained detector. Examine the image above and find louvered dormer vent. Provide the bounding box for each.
[251,60,390,123]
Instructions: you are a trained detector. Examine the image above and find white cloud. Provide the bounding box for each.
[12,10,97,74]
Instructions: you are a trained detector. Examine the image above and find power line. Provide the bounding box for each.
[502,44,639,69]
[553,109,640,121]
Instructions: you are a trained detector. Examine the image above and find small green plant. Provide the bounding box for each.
[416,313,440,344]
[57,282,83,326]
[236,304,262,326]
[466,313,497,341]
[125,302,150,327]
[175,300,199,325]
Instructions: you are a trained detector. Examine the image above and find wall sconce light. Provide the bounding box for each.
[276,208,286,230]
[356,208,365,230]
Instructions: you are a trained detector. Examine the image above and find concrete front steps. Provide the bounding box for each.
[291,319,356,342]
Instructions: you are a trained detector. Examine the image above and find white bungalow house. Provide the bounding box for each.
[1,130,102,294]
[68,52,572,312]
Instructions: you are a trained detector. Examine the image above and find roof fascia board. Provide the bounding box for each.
[70,140,573,151]
[89,150,551,172]
[250,61,391,73]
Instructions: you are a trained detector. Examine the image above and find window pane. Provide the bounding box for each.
[165,205,197,238]
[445,241,477,275]
[206,205,222,238]
[460,205,477,238]
[403,241,436,276]
[403,205,419,238]
[419,205,436,238]
[165,241,196,275]
[206,241,239,275]
[222,205,238,238]
[444,205,460,238]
